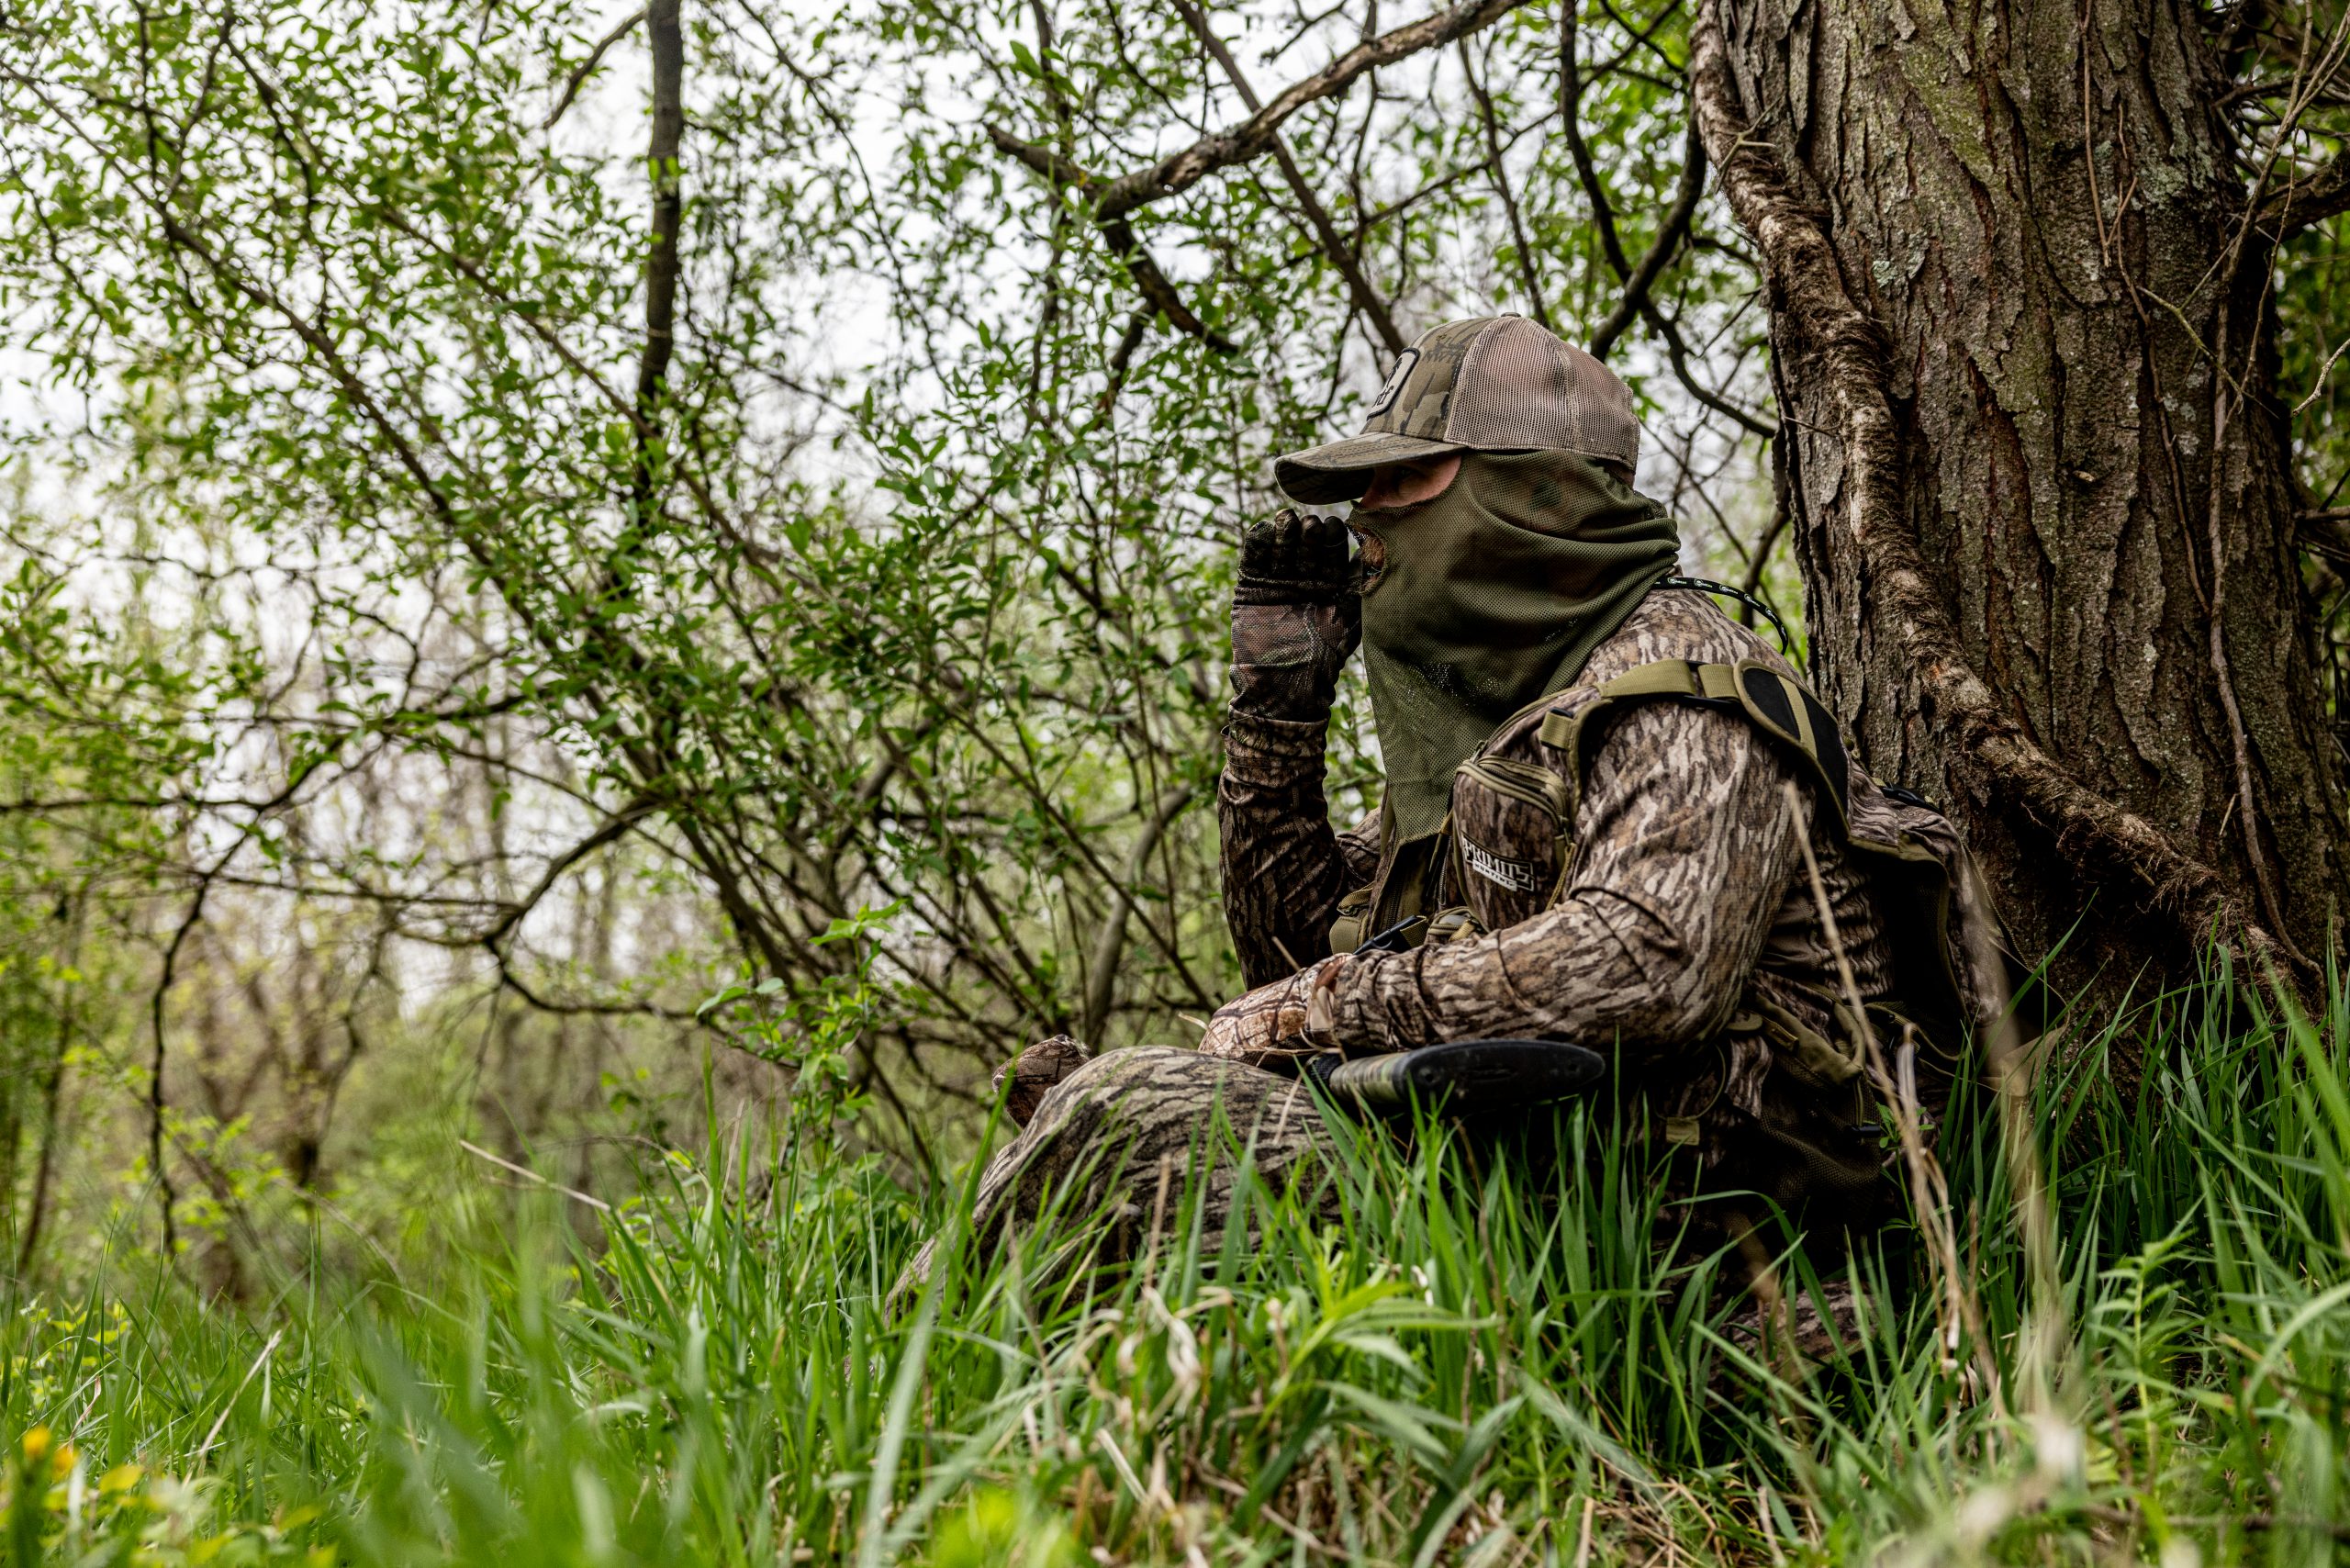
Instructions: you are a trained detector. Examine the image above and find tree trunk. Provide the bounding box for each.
[1708,0,2345,996]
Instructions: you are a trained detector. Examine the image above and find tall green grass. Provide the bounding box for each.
[5,960,2349,1565]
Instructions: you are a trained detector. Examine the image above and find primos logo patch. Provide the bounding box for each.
[1461,840,1549,894]
[1365,349,1419,419]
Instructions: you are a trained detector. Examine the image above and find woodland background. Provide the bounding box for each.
[0,0,1811,1278]
[3,0,2350,1561]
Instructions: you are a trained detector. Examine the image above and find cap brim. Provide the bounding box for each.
[1272,432,1465,504]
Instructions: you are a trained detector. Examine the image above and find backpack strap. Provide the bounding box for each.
[1536,658,1852,831]
[1538,658,1998,1049]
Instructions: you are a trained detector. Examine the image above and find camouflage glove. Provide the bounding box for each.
[1198,955,1349,1066]
[1230,510,1360,723]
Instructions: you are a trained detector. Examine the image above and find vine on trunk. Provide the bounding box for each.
[1686,0,2294,977]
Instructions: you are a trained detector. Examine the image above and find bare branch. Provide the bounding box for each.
[542,6,648,130]
[1091,0,1536,221]
[461,1139,613,1211]
[990,0,1538,354]
[1561,0,1631,277]
[1589,113,1706,358]
[1459,35,1553,330]
[479,798,656,949]
[1561,1,1762,430]
[985,126,1237,352]
[487,943,703,1021]
[1651,301,1775,436]
[1080,781,1198,1044]
[2261,151,2350,239]
[1170,0,1407,353]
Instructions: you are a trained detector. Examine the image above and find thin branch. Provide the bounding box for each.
[1561,0,1766,430]
[1651,300,1776,436]
[1101,219,1239,351]
[1089,0,1536,221]
[985,126,1238,352]
[460,1138,612,1210]
[487,943,702,1021]
[1561,0,1631,276]
[1080,782,1198,1044]
[1589,112,1707,358]
[479,798,656,948]
[542,6,648,130]
[2256,148,2350,238]
[1345,156,1501,242]
[1459,34,1553,330]
[1169,0,1407,353]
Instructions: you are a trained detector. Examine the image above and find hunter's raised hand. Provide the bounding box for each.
[1229,510,1360,723]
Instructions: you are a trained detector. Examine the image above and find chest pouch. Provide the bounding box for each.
[1328,884,1375,956]
[1448,756,1572,931]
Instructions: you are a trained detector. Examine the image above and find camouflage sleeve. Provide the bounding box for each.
[1218,711,1376,989]
[1325,701,1810,1055]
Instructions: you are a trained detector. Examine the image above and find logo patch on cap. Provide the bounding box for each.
[1364,349,1419,419]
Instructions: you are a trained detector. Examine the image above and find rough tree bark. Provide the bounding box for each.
[1696,0,2347,997]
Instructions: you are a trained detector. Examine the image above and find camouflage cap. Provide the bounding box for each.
[1274,317,1641,503]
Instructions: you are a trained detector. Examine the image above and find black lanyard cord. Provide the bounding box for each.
[1654,574,1797,658]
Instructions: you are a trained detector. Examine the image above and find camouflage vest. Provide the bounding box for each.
[1325,655,2004,1210]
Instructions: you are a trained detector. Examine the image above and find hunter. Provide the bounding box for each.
[903,316,2007,1288]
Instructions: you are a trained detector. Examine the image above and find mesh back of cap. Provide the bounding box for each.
[1445,318,1640,468]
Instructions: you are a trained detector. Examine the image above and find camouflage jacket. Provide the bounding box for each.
[1217,587,2007,1207]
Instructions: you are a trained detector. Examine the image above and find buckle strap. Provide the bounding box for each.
[1542,658,1852,831]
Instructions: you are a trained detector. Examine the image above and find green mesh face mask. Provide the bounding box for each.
[1353,450,1680,841]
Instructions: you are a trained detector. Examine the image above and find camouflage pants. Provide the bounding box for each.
[895,1046,1336,1301]
[891,1033,1901,1308]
